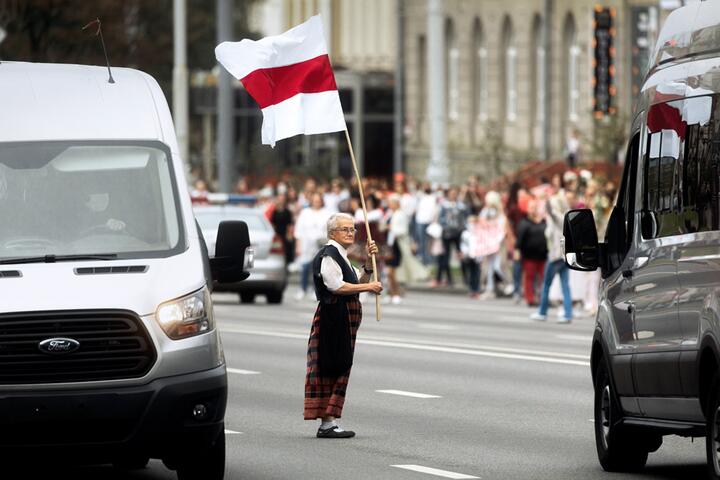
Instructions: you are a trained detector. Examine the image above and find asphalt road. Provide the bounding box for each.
[11,291,709,479]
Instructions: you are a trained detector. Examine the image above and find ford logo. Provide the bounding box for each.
[38,338,80,355]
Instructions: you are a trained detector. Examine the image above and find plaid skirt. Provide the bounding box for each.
[303,296,362,420]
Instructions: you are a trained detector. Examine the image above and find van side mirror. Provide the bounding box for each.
[210,220,252,284]
[563,209,599,271]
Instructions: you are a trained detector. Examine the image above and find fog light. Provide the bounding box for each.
[192,403,208,420]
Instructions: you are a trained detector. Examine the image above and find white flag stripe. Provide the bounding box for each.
[390,465,480,479]
[227,368,261,375]
[215,15,327,80]
[376,390,441,399]
[261,91,346,146]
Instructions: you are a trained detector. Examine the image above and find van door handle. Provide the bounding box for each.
[622,269,633,279]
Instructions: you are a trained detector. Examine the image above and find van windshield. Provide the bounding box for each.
[0,141,185,262]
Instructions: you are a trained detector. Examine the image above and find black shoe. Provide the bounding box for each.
[316,426,355,438]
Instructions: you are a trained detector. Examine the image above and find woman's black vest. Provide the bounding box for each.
[311,244,358,376]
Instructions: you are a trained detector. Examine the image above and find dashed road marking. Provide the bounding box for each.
[227,368,261,375]
[225,429,243,434]
[390,465,479,479]
[556,334,594,342]
[376,390,441,399]
[416,323,459,331]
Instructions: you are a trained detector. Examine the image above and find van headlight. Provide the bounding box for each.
[156,287,214,340]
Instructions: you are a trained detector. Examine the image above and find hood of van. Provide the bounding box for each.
[0,249,206,316]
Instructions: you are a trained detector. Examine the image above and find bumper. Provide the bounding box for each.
[0,365,227,460]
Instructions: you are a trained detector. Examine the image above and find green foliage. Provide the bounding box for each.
[0,0,259,95]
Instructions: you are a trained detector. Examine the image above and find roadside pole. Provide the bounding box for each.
[217,0,235,193]
[173,0,190,172]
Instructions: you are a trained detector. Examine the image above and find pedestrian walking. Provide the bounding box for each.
[414,183,437,266]
[385,195,428,304]
[475,191,508,299]
[460,215,482,298]
[304,213,383,438]
[270,193,295,266]
[514,199,547,306]
[531,173,575,322]
[434,187,467,287]
[505,181,526,303]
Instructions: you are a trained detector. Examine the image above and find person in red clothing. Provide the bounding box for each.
[514,199,548,306]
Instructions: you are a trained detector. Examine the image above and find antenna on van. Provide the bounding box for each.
[82,18,115,84]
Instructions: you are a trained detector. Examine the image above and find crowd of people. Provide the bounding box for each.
[191,168,617,322]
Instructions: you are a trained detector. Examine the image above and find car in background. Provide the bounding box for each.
[194,198,287,304]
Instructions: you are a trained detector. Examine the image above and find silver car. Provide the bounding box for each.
[194,205,288,304]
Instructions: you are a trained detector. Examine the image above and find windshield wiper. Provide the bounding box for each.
[0,253,118,265]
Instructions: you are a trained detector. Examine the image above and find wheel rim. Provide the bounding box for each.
[713,405,720,475]
[600,384,611,450]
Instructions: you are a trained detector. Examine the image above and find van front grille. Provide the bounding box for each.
[0,310,156,384]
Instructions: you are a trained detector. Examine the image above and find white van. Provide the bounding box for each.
[563,3,720,478]
[0,62,250,478]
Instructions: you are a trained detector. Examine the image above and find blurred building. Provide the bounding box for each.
[193,0,682,186]
[403,0,665,183]
[191,0,399,187]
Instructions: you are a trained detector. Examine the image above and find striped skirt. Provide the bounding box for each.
[303,297,362,420]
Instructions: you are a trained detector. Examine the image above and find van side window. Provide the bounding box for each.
[681,95,719,232]
[643,101,683,238]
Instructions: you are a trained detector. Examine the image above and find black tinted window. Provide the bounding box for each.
[644,101,683,237]
[680,95,720,232]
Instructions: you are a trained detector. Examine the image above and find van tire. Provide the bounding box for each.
[239,292,256,304]
[706,373,720,479]
[595,361,649,472]
[266,289,283,304]
[176,428,225,480]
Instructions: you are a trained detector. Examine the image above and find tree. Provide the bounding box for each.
[0,0,258,96]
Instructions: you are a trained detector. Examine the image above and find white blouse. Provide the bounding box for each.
[320,240,361,292]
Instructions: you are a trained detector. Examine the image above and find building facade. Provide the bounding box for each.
[198,0,673,185]
[403,0,663,184]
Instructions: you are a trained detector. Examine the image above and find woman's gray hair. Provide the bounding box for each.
[327,213,355,237]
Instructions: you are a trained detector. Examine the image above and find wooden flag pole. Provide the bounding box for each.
[344,129,380,321]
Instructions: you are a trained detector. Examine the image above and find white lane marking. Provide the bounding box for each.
[283,321,586,359]
[220,327,590,367]
[376,390,441,399]
[227,368,261,375]
[416,323,459,331]
[390,465,479,479]
[557,334,593,342]
[225,429,243,434]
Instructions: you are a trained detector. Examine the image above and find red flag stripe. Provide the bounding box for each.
[240,54,338,109]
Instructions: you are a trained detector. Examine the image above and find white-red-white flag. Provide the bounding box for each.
[215,15,346,147]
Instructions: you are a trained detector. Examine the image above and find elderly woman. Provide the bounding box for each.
[304,213,382,438]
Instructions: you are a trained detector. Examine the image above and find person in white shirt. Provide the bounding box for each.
[304,213,382,438]
[294,193,330,300]
[414,184,438,265]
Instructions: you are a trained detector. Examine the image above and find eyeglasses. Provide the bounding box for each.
[333,227,357,234]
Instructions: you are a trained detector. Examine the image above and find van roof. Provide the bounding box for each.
[650,2,720,74]
[0,62,178,153]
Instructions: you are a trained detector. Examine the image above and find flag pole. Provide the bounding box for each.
[344,129,380,321]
